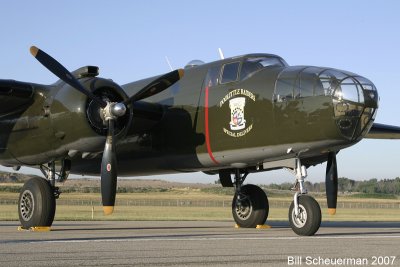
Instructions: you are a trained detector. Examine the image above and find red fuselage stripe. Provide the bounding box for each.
[205,87,219,165]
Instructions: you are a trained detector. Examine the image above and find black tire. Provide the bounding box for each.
[232,184,269,228]
[288,195,321,236]
[18,177,56,228]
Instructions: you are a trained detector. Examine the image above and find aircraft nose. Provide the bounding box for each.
[323,70,379,140]
[274,66,378,140]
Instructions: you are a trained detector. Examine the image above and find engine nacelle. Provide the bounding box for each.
[0,75,124,165]
[48,67,132,161]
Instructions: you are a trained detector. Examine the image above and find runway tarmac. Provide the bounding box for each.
[1,220,399,266]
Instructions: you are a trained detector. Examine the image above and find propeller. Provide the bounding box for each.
[326,152,338,215]
[30,46,184,215]
[30,46,107,108]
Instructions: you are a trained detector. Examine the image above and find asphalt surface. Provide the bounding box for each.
[1,221,400,267]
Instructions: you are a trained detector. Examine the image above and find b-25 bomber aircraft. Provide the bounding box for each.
[1,46,399,236]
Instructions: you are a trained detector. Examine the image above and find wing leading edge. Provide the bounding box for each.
[365,123,400,139]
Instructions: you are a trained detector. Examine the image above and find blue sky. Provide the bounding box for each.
[1,1,400,184]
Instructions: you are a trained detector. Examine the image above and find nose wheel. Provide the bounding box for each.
[289,195,321,236]
[287,157,322,236]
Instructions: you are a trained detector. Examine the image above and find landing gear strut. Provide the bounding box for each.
[287,158,321,236]
[231,170,269,228]
[18,159,70,229]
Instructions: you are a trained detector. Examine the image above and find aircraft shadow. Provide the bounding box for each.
[50,225,228,232]
[50,221,400,232]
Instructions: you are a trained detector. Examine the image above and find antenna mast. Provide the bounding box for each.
[218,48,225,59]
[165,56,173,71]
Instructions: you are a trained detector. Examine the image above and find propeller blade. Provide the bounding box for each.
[326,152,338,215]
[100,119,118,215]
[30,46,107,108]
[123,69,184,105]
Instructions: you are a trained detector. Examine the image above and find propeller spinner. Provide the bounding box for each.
[30,46,184,215]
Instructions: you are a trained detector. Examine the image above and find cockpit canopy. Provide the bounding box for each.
[240,56,288,80]
[205,54,288,87]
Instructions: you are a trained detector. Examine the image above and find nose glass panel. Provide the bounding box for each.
[317,69,378,140]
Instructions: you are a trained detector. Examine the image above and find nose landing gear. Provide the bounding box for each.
[289,195,321,236]
[287,158,321,236]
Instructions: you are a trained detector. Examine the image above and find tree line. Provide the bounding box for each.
[1,170,400,195]
[266,177,400,195]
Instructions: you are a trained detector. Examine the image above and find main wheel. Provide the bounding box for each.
[289,195,321,236]
[18,177,56,229]
[232,184,269,228]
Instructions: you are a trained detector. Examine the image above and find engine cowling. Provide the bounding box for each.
[49,68,132,159]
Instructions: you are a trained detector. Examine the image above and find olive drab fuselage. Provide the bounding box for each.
[0,54,378,176]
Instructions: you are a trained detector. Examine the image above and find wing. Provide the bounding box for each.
[365,123,400,139]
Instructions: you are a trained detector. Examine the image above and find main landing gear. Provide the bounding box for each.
[219,169,269,228]
[18,160,70,229]
[230,170,269,228]
[224,157,321,236]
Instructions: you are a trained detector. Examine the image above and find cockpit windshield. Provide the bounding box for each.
[241,56,287,80]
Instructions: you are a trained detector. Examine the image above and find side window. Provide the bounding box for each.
[274,67,305,102]
[275,78,294,102]
[298,74,315,98]
[220,62,240,84]
[204,65,221,88]
[300,67,326,96]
